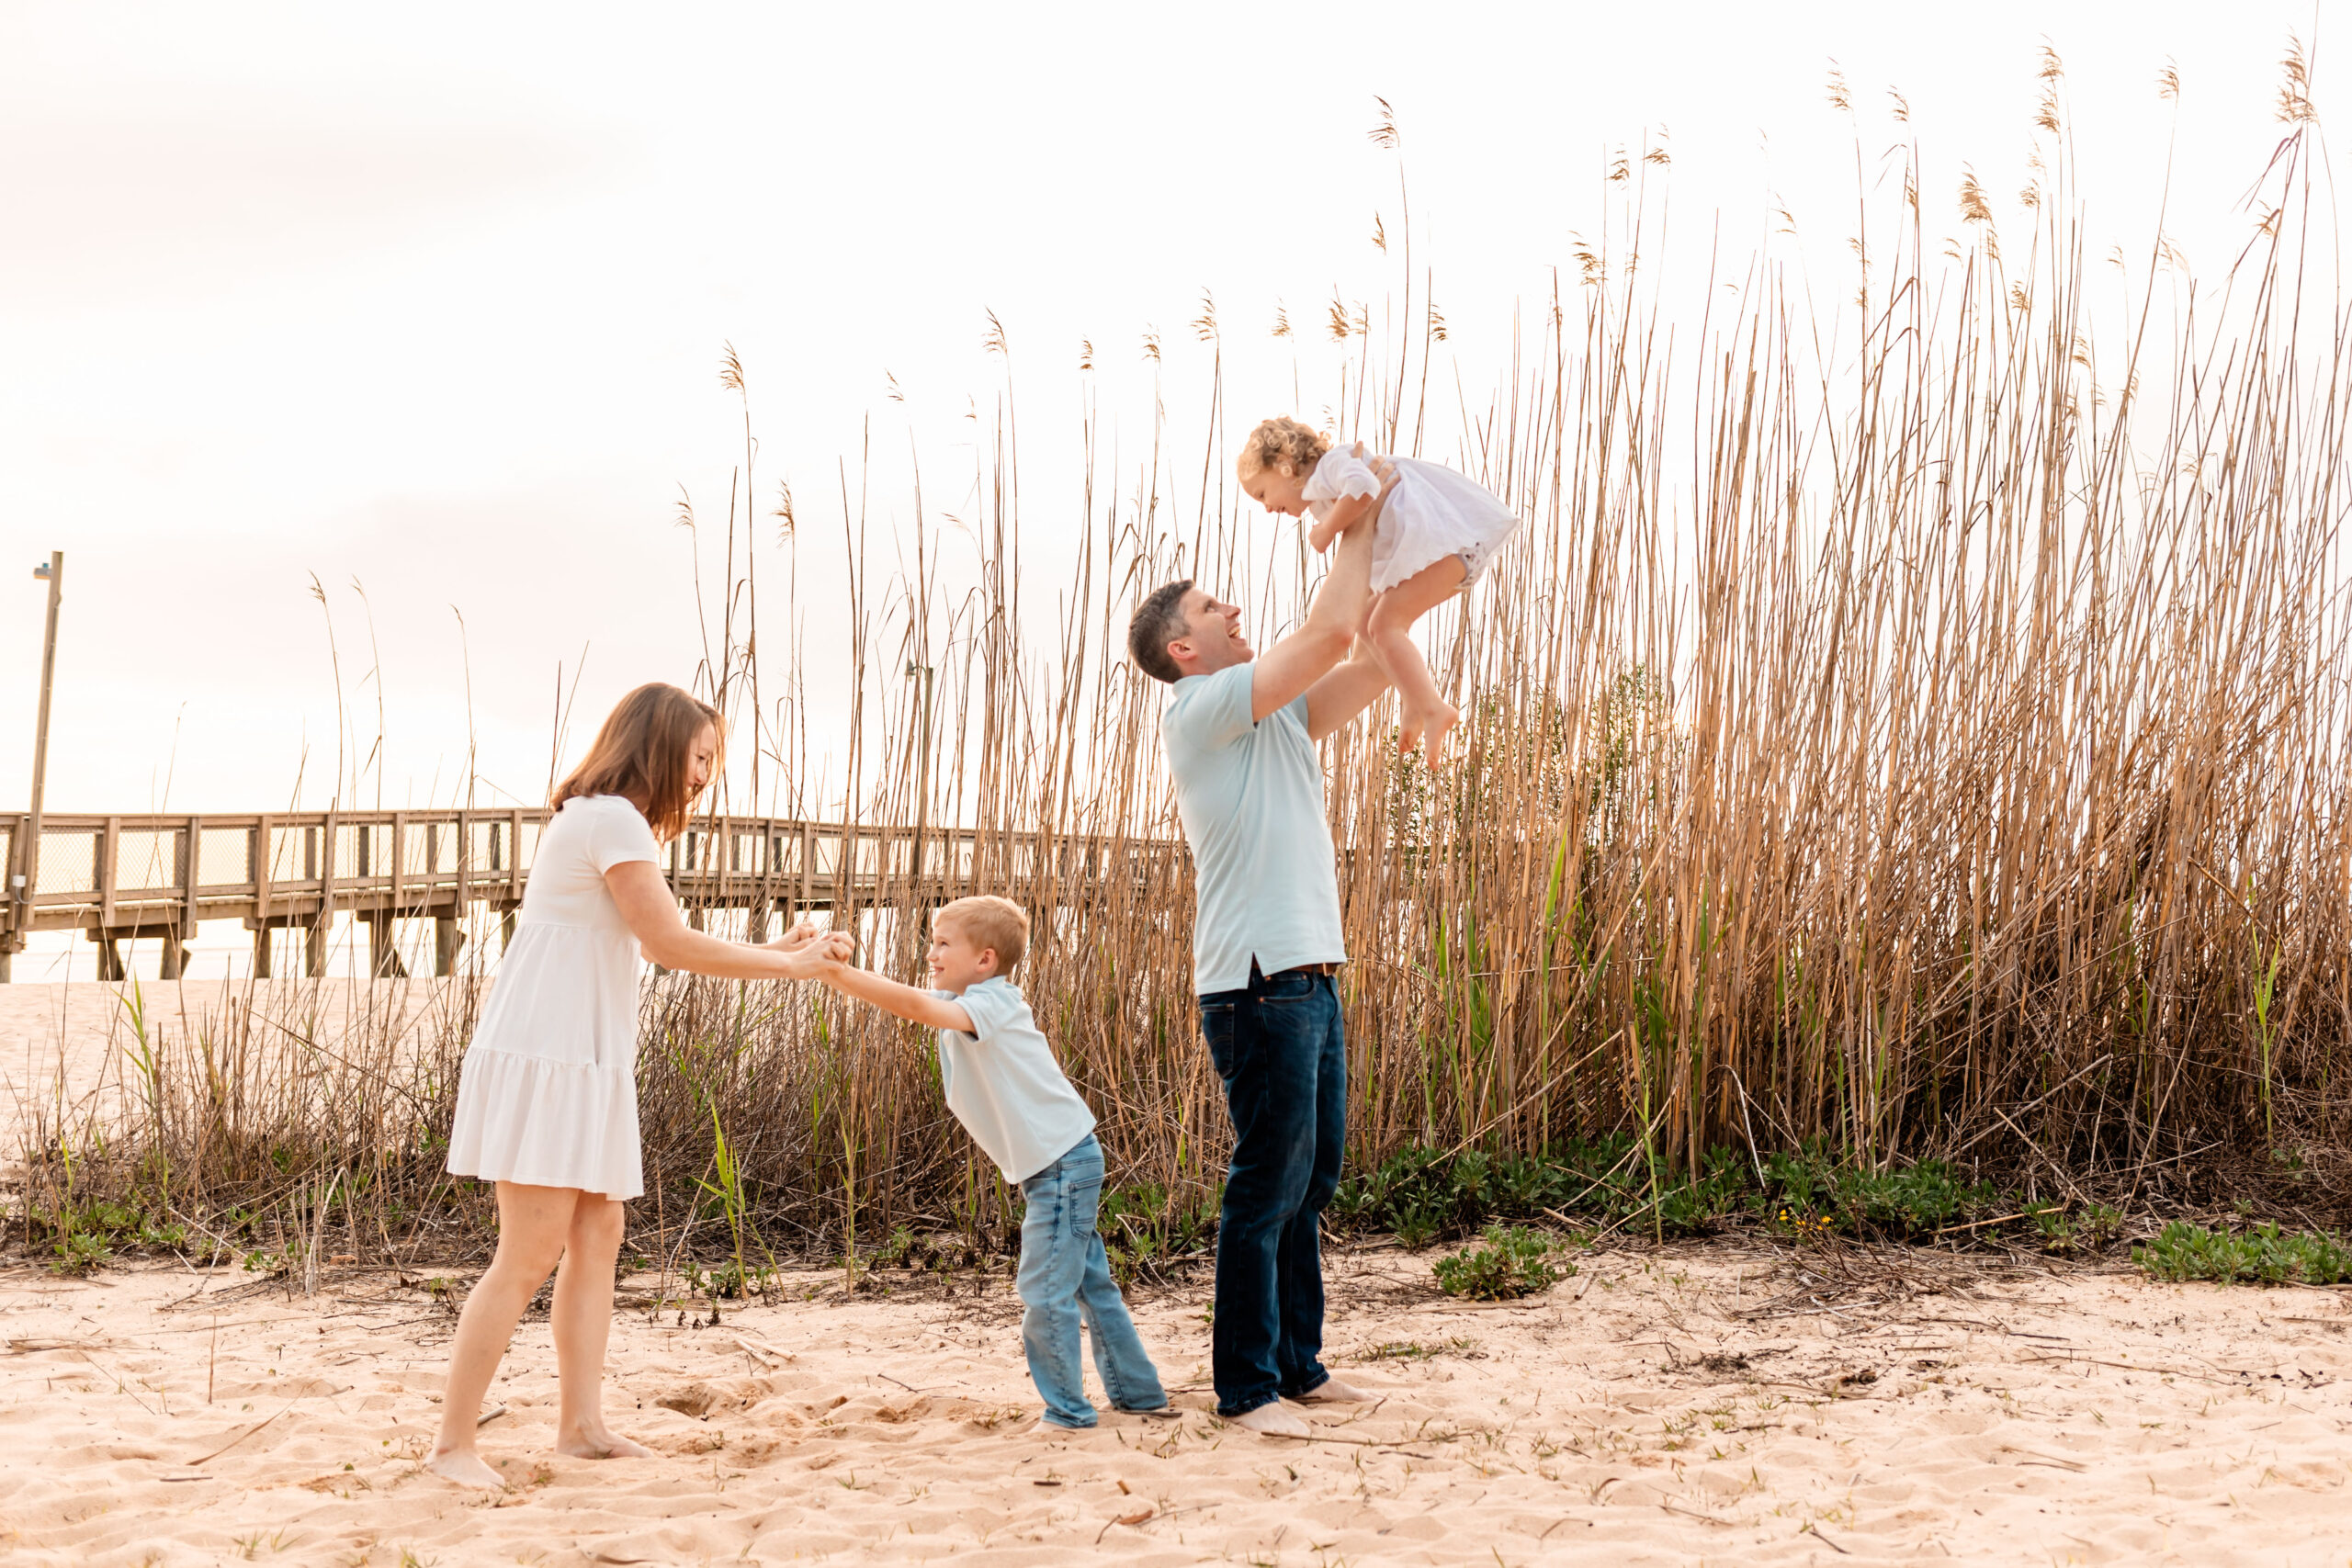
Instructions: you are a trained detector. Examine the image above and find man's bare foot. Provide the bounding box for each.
[425,1448,507,1489]
[1291,1376,1375,1404]
[1421,701,1459,769]
[555,1428,656,1460]
[1229,1403,1312,1438]
[1027,1416,1087,1437]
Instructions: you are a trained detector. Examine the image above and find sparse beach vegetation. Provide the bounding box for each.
[6,51,2349,1304]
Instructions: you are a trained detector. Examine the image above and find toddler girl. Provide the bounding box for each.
[1238,418,1518,764]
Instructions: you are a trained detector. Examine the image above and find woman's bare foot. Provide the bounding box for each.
[1229,1403,1312,1438]
[556,1427,656,1460]
[425,1447,507,1489]
[1420,701,1459,768]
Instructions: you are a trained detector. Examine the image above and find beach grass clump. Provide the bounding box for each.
[28,1196,187,1276]
[1327,1139,2021,1247]
[2132,1221,2352,1287]
[1433,1225,1575,1300]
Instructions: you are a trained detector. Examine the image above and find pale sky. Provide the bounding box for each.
[1,0,2335,838]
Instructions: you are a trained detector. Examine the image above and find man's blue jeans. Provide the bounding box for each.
[1017,1133,1169,1428]
[1200,964,1346,1417]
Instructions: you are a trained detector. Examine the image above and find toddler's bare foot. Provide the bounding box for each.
[1421,701,1460,769]
[1396,713,1427,764]
[556,1427,655,1460]
[425,1447,507,1489]
[1229,1403,1312,1438]
[1291,1376,1374,1404]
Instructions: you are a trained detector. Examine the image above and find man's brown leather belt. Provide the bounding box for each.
[1278,962,1340,977]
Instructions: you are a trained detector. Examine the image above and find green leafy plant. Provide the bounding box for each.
[1432,1225,1574,1301]
[2133,1221,2352,1286]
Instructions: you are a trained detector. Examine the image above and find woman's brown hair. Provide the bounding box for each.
[552,682,722,841]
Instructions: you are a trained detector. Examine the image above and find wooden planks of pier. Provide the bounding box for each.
[0,808,1184,982]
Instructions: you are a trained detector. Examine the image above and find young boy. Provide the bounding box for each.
[812,895,1170,1432]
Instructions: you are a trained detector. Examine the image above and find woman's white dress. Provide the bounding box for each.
[445,794,661,1200]
[1302,448,1520,594]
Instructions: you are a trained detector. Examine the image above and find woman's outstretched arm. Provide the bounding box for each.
[604,860,851,979]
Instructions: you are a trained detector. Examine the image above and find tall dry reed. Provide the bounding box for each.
[12,58,2349,1269]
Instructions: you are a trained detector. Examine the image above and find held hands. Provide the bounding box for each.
[769,923,855,979]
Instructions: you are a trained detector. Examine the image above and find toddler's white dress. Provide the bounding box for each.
[445,794,661,1200]
[1302,448,1520,594]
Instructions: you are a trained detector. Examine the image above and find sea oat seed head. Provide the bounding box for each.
[1958,169,1993,225]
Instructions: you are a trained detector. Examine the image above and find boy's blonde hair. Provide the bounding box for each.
[1236,415,1330,480]
[934,895,1030,975]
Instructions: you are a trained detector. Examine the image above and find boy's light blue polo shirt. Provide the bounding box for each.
[1162,661,1347,996]
[929,977,1097,1184]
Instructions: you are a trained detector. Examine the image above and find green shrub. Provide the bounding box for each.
[33,1199,187,1276]
[1432,1225,1574,1301]
[2134,1221,2352,1286]
[1097,1181,1220,1281]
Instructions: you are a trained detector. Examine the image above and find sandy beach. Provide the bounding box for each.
[3,1242,2348,1565]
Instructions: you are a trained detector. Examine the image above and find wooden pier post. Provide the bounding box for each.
[250,817,275,978]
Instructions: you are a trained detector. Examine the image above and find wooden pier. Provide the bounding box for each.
[0,808,1185,981]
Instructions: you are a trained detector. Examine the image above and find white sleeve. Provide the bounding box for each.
[1301,446,1381,505]
[951,984,1020,1043]
[589,799,662,873]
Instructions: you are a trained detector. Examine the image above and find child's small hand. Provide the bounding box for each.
[1307,517,1340,554]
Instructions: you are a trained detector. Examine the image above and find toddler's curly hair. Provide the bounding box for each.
[1236,416,1330,480]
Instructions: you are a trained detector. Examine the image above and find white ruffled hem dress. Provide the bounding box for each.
[1303,448,1521,594]
[445,794,662,1201]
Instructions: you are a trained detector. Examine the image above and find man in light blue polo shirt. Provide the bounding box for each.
[1125,455,1395,1437]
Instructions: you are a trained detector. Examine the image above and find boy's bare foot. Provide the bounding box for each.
[1230,1403,1312,1438]
[1421,701,1459,769]
[556,1428,655,1460]
[425,1448,507,1489]
[1292,1377,1374,1404]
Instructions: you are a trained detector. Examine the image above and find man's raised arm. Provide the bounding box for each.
[1249,460,1388,722]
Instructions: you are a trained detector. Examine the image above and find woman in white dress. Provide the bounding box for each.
[427,682,850,1489]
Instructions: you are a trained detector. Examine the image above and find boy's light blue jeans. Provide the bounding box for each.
[1017,1133,1168,1428]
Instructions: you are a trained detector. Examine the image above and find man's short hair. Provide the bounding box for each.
[1127,579,1194,684]
[935,895,1030,975]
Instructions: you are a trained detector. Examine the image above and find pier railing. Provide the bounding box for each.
[0,808,1187,981]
